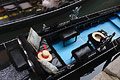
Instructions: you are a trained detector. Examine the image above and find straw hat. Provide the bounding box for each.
[38,50,52,61]
[92,32,105,42]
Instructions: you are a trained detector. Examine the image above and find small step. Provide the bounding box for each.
[109,17,120,28]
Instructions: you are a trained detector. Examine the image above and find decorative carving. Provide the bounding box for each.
[69,6,81,20]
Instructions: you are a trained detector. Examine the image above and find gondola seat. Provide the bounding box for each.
[59,27,80,46]
[5,39,28,71]
[72,43,94,63]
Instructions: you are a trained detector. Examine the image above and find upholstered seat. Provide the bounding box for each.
[5,39,27,71]
[59,27,80,46]
[72,43,94,63]
[88,30,107,48]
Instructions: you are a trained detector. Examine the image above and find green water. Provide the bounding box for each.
[79,0,120,16]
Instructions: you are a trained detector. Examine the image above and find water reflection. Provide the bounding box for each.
[61,60,107,80]
[80,61,106,80]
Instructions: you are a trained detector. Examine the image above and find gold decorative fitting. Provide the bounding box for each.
[0,17,4,20]
[25,9,33,12]
[3,15,8,19]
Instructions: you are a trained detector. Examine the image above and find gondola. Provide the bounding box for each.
[1,5,120,80]
[0,0,85,30]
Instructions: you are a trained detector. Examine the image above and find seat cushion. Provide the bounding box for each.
[60,27,79,41]
[38,60,58,74]
[27,28,42,52]
[72,43,93,62]
[5,40,27,71]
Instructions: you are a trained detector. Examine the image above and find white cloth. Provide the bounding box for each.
[42,0,56,8]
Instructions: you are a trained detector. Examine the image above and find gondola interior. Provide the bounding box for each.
[52,12,120,65]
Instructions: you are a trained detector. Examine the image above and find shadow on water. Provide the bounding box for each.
[0,0,120,80]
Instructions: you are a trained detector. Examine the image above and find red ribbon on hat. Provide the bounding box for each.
[43,45,47,50]
[41,54,49,59]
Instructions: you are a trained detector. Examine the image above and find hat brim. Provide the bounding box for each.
[38,52,52,62]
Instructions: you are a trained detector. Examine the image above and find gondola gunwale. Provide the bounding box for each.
[0,0,84,28]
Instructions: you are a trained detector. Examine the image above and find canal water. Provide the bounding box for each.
[0,0,120,80]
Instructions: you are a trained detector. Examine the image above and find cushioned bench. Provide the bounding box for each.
[5,39,28,71]
[59,27,80,46]
[72,43,94,62]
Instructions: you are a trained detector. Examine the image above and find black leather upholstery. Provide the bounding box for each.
[72,43,94,62]
[5,40,28,71]
[59,27,80,46]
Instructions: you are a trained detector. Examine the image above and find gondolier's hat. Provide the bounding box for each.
[38,50,52,61]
